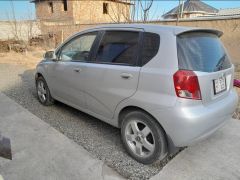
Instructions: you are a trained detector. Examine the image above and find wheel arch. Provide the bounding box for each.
[35,72,53,95]
[35,72,44,80]
[118,105,179,155]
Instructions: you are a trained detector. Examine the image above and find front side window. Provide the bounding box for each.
[59,32,97,61]
[96,31,139,65]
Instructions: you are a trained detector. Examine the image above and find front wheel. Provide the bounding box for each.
[36,76,54,106]
[121,111,168,164]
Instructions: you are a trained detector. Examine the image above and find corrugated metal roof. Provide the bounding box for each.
[218,7,240,16]
[163,0,218,17]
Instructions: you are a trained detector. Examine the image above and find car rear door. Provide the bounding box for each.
[177,31,234,105]
[83,29,142,119]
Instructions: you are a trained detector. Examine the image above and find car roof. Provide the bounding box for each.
[86,23,223,37]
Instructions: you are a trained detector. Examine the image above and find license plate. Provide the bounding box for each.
[213,76,226,94]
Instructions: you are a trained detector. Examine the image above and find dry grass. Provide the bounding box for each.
[0,47,44,69]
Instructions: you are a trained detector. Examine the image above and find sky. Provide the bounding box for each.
[0,0,240,21]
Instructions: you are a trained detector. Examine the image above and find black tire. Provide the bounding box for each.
[36,76,54,106]
[121,110,168,164]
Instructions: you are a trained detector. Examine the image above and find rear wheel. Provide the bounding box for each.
[36,76,54,106]
[121,110,168,164]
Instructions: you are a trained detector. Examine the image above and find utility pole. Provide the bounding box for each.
[176,0,181,25]
[180,0,184,18]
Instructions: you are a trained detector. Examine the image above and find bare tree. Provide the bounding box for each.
[22,6,38,43]
[106,0,160,23]
[6,0,20,40]
[140,0,153,22]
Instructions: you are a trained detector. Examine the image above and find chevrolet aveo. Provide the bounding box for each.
[35,24,238,164]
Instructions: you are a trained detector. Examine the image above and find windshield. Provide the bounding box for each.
[177,32,232,72]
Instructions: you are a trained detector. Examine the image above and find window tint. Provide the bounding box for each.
[96,31,139,65]
[141,32,160,66]
[177,32,231,72]
[59,33,97,61]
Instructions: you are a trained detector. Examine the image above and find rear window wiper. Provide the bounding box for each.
[214,54,226,71]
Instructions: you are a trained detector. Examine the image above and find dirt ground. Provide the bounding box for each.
[0,49,44,69]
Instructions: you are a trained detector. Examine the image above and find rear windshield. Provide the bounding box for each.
[177,32,231,72]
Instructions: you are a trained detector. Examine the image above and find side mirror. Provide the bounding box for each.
[43,51,57,60]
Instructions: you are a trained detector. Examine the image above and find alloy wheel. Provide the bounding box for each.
[124,119,155,158]
[37,80,47,103]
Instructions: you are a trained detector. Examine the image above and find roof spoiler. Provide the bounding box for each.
[175,28,223,37]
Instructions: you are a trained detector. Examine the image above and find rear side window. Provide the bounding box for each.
[96,31,139,66]
[141,32,160,66]
[177,32,231,72]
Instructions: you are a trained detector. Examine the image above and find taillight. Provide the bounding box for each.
[173,70,202,100]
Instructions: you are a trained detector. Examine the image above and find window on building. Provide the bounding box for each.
[103,3,109,14]
[49,2,53,13]
[96,31,139,66]
[62,0,68,11]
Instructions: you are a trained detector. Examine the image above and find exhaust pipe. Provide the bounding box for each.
[0,132,12,160]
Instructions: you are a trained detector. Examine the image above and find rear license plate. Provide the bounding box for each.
[213,76,226,94]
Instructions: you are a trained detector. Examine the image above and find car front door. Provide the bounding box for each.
[83,30,142,120]
[47,31,99,109]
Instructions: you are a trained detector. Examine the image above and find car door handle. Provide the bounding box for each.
[120,73,133,79]
[73,68,82,73]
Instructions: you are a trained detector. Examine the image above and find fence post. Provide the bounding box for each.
[61,30,64,43]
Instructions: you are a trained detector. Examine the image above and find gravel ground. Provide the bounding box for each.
[0,63,173,179]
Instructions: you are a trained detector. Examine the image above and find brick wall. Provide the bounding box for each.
[35,0,74,22]
[35,0,130,24]
[73,0,130,24]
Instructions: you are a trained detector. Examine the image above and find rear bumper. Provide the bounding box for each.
[152,89,238,147]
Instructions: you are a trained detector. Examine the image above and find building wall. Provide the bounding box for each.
[35,0,130,24]
[165,12,209,19]
[35,0,74,22]
[72,0,130,24]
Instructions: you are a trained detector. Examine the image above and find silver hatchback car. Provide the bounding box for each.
[36,24,238,164]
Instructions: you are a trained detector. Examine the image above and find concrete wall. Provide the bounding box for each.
[0,21,41,41]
